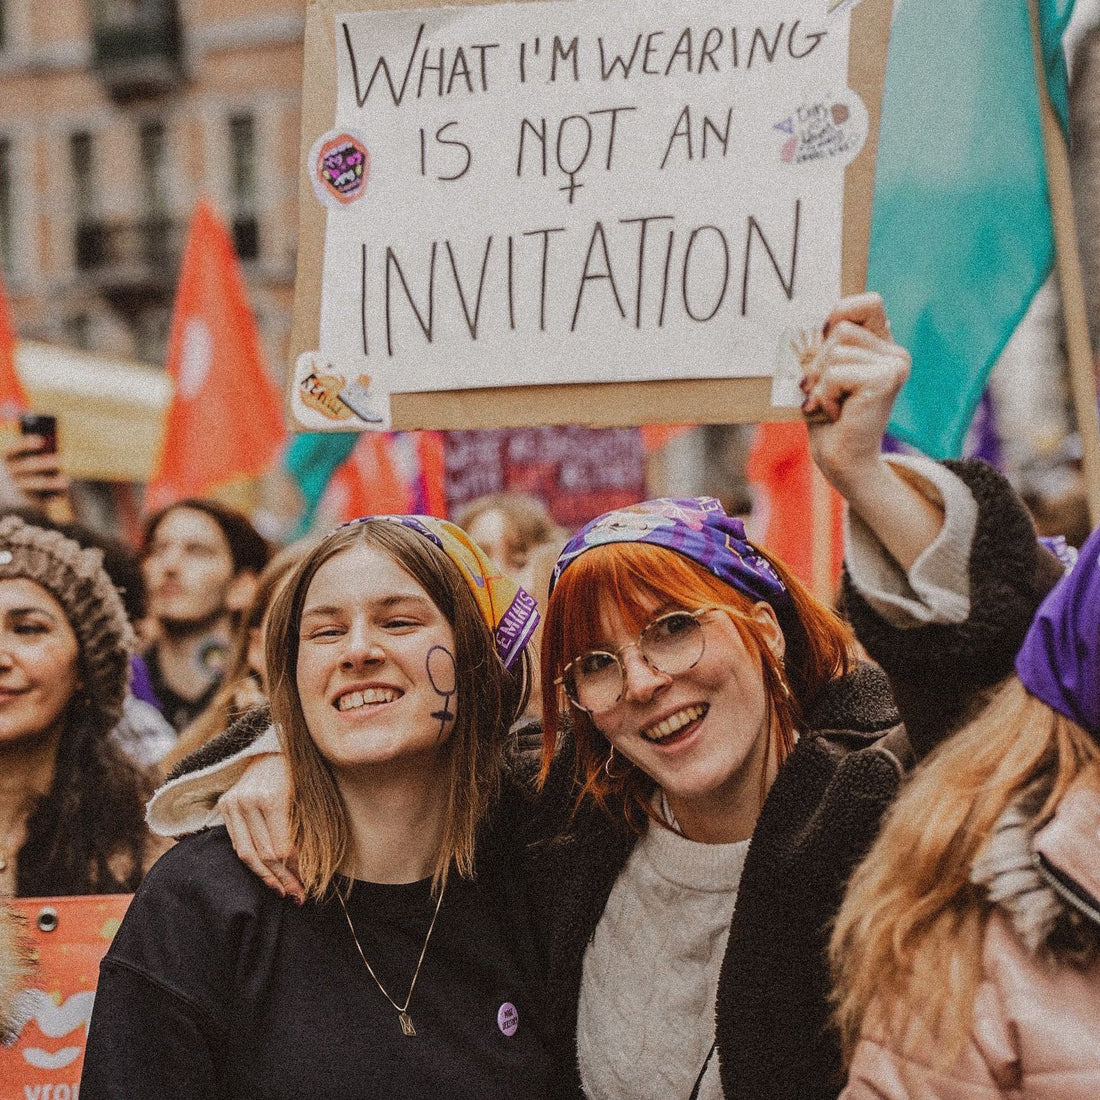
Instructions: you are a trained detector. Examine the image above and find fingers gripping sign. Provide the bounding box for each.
[800,294,910,493]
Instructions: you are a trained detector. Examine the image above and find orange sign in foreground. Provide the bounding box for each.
[0,895,131,1100]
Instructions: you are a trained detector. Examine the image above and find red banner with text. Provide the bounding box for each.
[0,895,131,1100]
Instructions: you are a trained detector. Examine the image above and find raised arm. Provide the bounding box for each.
[802,293,945,572]
[803,294,1066,758]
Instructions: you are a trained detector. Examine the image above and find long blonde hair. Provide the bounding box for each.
[264,521,530,900]
[831,676,1100,1063]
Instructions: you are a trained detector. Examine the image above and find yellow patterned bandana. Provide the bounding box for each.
[339,514,539,669]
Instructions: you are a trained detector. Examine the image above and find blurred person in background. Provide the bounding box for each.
[0,515,165,897]
[140,499,270,733]
[160,544,308,775]
[455,491,565,591]
[456,493,567,751]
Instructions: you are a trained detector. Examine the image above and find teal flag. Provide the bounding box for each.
[283,432,359,537]
[869,0,1074,459]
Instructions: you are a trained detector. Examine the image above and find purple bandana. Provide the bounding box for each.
[550,497,791,614]
[1016,526,1098,736]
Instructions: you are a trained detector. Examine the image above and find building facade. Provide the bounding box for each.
[0,0,304,373]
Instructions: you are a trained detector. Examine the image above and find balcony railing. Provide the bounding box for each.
[74,216,186,302]
[90,1,185,100]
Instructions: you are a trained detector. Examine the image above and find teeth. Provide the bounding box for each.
[643,705,706,742]
[336,687,398,711]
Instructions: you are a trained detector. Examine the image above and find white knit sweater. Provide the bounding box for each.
[577,819,750,1100]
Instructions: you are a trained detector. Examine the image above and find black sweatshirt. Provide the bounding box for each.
[81,827,559,1099]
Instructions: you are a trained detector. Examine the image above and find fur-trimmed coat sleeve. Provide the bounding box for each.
[844,459,1065,759]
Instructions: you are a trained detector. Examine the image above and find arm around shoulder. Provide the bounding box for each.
[146,707,280,837]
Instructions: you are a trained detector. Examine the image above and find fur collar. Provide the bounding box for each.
[971,775,1100,959]
[0,903,31,1042]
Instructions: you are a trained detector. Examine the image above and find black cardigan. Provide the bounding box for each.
[526,664,905,1100]
[520,461,1063,1100]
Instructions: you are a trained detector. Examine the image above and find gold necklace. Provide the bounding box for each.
[337,880,446,1037]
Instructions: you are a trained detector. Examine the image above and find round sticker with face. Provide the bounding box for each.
[310,130,370,208]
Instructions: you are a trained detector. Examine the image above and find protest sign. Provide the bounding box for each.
[290,0,892,430]
[444,426,646,526]
[0,895,130,1099]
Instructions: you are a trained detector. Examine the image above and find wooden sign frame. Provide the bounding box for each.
[291,0,894,430]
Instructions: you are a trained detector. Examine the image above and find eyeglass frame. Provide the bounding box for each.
[555,605,720,714]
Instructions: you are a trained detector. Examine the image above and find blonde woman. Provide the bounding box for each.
[831,540,1100,1096]
[82,517,559,1098]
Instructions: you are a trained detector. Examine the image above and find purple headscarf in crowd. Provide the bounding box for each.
[550,496,794,619]
[1016,526,1100,738]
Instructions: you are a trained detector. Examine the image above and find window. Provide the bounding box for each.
[0,138,12,275]
[228,112,259,260]
[71,131,101,270]
[139,119,168,216]
[70,131,95,220]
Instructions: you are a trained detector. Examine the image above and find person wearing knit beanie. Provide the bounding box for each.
[0,515,158,897]
[0,515,134,728]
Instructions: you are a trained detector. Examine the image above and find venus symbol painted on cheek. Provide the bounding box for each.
[426,645,457,738]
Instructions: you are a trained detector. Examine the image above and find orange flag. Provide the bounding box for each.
[639,424,692,452]
[323,433,412,523]
[746,421,843,594]
[145,201,286,510]
[0,271,28,421]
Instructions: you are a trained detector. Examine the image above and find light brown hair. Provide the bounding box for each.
[830,676,1100,1065]
[264,520,530,899]
[539,540,855,832]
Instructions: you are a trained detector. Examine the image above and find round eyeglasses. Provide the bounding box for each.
[556,607,712,714]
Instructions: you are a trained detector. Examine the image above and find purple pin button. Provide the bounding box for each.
[497,1002,519,1037]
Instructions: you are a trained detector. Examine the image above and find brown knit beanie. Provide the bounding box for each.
[0,515,134,727]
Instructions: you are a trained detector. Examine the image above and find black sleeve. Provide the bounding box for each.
[80,963,224,1099]
[164,704,273,782]
[79,830,265,1099]
[843,459,1065,759]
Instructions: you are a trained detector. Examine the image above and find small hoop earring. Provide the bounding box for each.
[773,655,792,700]
[604,747,627,780]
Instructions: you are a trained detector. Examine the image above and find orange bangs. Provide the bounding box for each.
[538,539,856,830]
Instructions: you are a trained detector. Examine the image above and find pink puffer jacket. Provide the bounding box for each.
[842,781,1100,1099]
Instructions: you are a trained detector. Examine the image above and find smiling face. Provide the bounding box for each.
[588,593,783,838]
[0,578,81,749]
[295,542,458,777]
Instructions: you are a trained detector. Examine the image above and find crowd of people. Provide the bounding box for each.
[0,294,1097,1097]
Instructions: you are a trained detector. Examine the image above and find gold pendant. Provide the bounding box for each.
[399,1011,416,1036]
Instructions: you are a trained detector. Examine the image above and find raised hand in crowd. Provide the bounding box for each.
[4,434,73,521]
[801,292,942,573]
